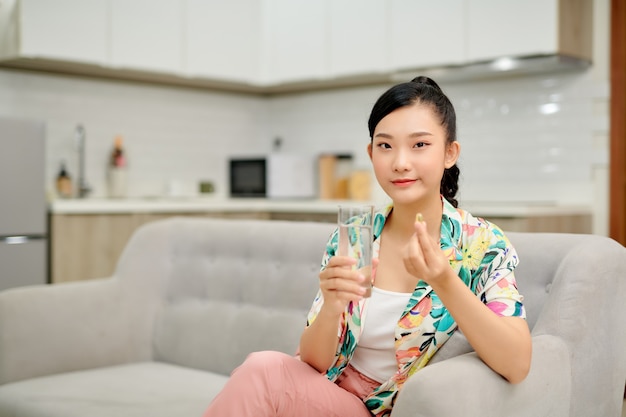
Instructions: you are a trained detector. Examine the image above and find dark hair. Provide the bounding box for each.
[367,76,460,208]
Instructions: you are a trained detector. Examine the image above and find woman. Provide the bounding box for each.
[204,76,532,417]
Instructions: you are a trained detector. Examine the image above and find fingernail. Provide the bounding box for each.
[416,213,424,223]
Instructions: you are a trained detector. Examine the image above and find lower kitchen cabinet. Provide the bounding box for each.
[485,214,592,235]
[50,211,272,284]
[50,210,591,284]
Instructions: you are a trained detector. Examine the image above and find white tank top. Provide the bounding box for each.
[350,286,412,383]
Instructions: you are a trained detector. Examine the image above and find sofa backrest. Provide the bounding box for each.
[506,232,577,329]
[508,231,626,417]
[506,231,609,331]
[143,217,335,375]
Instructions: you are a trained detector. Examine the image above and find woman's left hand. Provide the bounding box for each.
[403,220,452,286]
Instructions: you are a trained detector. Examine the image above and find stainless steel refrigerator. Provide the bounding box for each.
[0,116,48,291]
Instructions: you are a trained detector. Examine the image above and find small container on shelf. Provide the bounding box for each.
[107,135,128,198]
[55,160,73,198]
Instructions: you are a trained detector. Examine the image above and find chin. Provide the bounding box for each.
[386,192,422,205]
[385,189,436,206]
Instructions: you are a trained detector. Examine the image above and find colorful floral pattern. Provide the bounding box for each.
[305,197,525,417]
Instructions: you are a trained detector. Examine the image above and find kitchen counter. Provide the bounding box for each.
[49,197,359,215]
[49,197,592,218]
[49,197,592,284]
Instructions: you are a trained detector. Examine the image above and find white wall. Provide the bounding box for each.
[0,70,271,198]
[268,71,608,202]
[0,0,610,234]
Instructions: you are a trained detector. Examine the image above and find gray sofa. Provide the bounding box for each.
[0,217,624,417]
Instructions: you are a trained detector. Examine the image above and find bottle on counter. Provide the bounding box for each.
[56,160,73,198]
[107,135,128,198]
[110,135,126,168]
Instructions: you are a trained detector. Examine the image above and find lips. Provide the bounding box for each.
[391,178,417,186]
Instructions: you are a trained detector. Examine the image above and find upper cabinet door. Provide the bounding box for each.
[19,0,108,64]
[328,0,387,77]
[110,0,183,74]
[390,0,465,71]
[467,0,559,62]
[185,0,262,83]
[262,0,328,84]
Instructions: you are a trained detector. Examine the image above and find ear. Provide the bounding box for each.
[444,141,460,169]
[367,143,373,161]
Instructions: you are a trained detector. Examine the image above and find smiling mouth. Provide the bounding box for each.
[391,179,416,186]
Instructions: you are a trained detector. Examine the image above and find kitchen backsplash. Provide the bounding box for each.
[0,69,271,199]
[0,67,608,232]
[268,72,609,206]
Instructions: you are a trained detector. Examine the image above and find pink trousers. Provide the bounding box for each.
[203,351,378,417]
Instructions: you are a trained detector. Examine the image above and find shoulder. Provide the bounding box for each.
[456,207,508,241]
[459,208,519,270]
[446,202,505,240]
[452,206,517,261]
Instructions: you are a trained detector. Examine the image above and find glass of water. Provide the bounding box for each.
[337,205,374,298]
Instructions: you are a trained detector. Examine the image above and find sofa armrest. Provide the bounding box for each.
[391,334,571,417]
[0,278,153,385]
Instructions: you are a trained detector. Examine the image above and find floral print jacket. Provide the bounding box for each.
[305,198,526,417]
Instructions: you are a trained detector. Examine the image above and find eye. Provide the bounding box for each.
[414,142,427,148]
[376,142,391,149]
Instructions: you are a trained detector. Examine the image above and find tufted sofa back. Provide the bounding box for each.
[506,232,588,330]
[117,217,335,375]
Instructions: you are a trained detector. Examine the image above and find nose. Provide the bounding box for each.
[392,149,411,172]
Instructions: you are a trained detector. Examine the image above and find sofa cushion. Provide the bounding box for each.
[0,362,224,417]
[154,300,307,375]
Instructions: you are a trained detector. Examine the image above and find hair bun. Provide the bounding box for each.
[410,76,443,93]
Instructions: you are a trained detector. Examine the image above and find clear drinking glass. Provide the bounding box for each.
[337,205,374,298]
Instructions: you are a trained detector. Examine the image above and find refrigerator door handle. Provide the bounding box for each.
[1,235,47,244]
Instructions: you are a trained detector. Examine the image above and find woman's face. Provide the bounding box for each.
[368,103,459,206]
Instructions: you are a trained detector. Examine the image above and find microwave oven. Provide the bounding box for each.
[229,154,316,198]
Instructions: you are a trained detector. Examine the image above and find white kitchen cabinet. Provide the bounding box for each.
[261,0,328,84]
[185,0,262,83]
[0,0,107,64]
[0,0,593,92]
[328,0,387,77]
[467,0,591,63]
[389,0,465,71]
[468,0,558,62]
[109,0,183,74]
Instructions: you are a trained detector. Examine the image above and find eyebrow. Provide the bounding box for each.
[374,131,433,139]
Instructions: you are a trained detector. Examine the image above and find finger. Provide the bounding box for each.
[414,221,437,260]
[403,232,425,276]
[321,276,361,292]
[326,255,358,268]
[321,267,366,285]
[321,276,368,297]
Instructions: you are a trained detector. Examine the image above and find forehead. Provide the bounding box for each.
[374,103,443,136]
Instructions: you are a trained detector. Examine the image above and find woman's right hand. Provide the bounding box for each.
[299,256,375,372]
[318,255,368,317]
